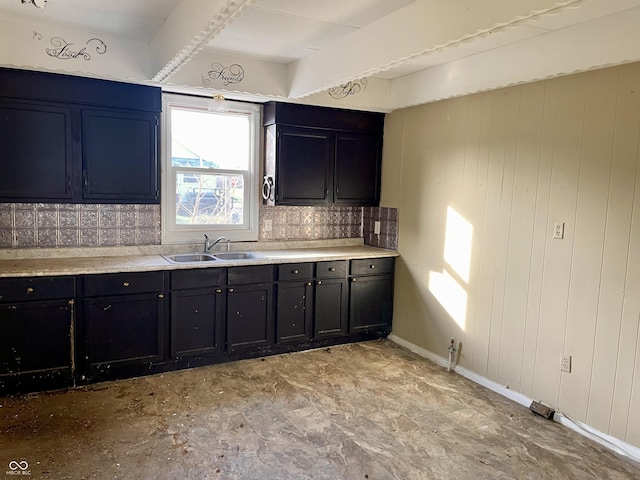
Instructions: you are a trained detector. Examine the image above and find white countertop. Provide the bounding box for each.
[0,239,398,278]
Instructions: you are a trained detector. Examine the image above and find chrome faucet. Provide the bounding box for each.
[204,234,230,252]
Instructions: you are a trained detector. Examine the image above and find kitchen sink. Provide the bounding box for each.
[213,252,261,260]
[163,253,218,263]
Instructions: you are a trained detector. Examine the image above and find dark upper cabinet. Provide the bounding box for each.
[263,102,384,206]
[0,67,161,204]
[275,127,334,205]
[82,109,159,202]
[0,100,74,201]
[335,133,382,205]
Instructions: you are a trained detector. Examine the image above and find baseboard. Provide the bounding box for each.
[387,333,640,464]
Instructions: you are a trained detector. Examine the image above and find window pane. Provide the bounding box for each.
[171,109,249,170]
[176,173,244,225]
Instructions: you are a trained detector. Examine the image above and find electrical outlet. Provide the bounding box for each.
[561,354,571,373]
[264,219,272,232]
[553,222,565,239]
[374,221,381,235]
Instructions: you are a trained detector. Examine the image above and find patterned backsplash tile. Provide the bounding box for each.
[363,207,398,250]
[0,203,161,248]
[0,203,399,249]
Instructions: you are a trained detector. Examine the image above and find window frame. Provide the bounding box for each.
[161,93,261,244]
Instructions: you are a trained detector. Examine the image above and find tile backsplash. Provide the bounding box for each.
[0,203,161,248]
[258,205,362,241]
[363,207,398,250]
[0,203,399,249]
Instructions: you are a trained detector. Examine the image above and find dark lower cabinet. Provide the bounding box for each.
[314,278,348,338]
[171,289,225,358]
[0,256,395,394]
[170,268,227,359]
[81,271,165,379]
[0,300,73,392]
[277,282,313,343]
[276,263,314,343]
[85,293,165,369]
[0,275,76,394]
[227,283,274,351]
[348,258,395,333]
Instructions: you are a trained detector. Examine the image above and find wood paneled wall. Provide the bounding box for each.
[382,62,640,447]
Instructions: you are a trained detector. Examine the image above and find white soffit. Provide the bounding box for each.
[390,6,640,109]
[0,0,180,42]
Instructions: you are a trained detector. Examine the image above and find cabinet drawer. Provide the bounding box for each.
[316,261,346,278]
[350,258,394,276]
[228,265,275,285]
[278,263,312,281]
[171,268,226,290]
[0,276,75,303]
[83,271,164,297]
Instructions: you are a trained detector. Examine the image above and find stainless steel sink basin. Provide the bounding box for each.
[163,253,218,263]
[213,252,261,260]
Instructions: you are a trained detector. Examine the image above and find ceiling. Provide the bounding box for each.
[1,0,639,111]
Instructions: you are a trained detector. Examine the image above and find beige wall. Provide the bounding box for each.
[382,62,640,448]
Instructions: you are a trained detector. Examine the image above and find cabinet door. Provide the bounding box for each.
[314,278,347,338]
[226,284,273,351]
[82,109,159,203]
[277,281,313,344]
[334,133,381,206]
[171,288,224,358]
[85,293,164,369]
[0,300,72,375]
[349,275,393,333]
[276,126,333,205]
[0,100,74,201]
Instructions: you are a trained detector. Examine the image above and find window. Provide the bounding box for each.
[161,94,261,244]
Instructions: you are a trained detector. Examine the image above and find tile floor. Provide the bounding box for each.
[1,341,639,479]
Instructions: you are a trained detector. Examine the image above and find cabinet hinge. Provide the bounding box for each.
[155,117,159,126]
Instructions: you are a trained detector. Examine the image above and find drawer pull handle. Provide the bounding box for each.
[26,287,34,294]
[329,267,335,272]
[292,270,299,274]
[228,288,234,293]
[123,282,130,287]
[104,304,112,311]
[370,265,375,269]
[215,289,222,293]
[352,278,357,282]
[158,294,164,299]
[306,282,312,286]
[317,280,322,285]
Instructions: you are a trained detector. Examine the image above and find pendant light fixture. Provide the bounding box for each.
[208,94,228,113]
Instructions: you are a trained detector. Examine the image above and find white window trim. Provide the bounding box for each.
[161,93,261,244]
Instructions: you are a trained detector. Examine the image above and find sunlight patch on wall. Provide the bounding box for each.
[428,206,473,331]
[444,206,473,283]
[428,270,468,330]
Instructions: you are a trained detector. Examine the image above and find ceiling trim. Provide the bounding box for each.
[287,0,586,99]
[151,0,254,83]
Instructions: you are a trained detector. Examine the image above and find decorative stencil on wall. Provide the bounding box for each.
[21,0,46,9]
[33,34,107,60]
[202,62,245,86]
[328,79,368,99]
